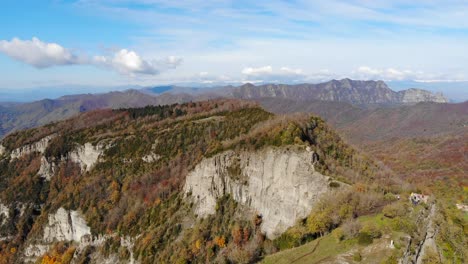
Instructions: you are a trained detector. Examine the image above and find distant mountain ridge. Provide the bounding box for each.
[213,79,448,105]
[0,79,451,138]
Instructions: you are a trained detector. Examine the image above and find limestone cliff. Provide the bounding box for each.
[69,142,105,171]
[24,207,92,261]
[24,207,137,263]
[37,156,56,180]
[10,134,55,159]
[0,202,8,225]
[398,88,448,104]
[184,146,339,239]
[0,144,5,157]
[43,207,92,243]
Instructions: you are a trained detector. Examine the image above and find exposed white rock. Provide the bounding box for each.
[10,135,55,159]
[24,244,49,262]
[43,207,91,243]
[142,152,161,163]
[121,236,137,264]
[69,142,105,171]
[0,144,5,157]
[400,88,448,104]
[0,203,9,225]
[37,156,56,181]
[184,147,337,238]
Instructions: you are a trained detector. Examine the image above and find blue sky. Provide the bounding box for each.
[1,0,468,98]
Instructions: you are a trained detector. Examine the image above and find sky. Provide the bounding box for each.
[1,0,468,99]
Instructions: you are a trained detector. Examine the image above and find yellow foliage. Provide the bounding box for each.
[9,247,16,254]
[41,255,59,264]
[195,239,202,250]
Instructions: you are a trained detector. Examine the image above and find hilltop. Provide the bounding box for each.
[0,99,398,263]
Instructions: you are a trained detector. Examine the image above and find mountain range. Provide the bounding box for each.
[0,79,452,139]
[211,79,448,105]
[0,80,466,263]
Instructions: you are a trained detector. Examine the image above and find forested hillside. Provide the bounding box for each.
[0,99,465,263]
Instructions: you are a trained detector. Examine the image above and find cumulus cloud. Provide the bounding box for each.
[241,65,273,76]
[354,66,427,81]
[241,65,309,83]
[0,37,81,68]
[93,49,182,75]
[280,67,304,75]
[350,66,467,82]
[0,37,181,75]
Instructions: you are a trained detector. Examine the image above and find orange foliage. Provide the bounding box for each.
[214,236,226,248]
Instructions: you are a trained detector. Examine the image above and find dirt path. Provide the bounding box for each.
[290,238,322,263]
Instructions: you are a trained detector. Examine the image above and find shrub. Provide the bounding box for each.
[353,252,362,261]
[342,219,361,239]
[383,202,407,218]
[358,232,373,245]
[333,227,345,242]
[361,222,382,239]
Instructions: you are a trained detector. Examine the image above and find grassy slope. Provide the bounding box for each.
[262,214,405,264]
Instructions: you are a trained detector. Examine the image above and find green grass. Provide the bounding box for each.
[262,214,405,264]
[262,231,358,264]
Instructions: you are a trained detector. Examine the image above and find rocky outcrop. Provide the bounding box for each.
[0,202,9,225]
[24,244,49,262]
[37,156,56,181]
[0,144,5,157]
[23,208,91,262]
[400,204,441,264]
[415,205,440,264]
[10,135,55,159]
[142,152,161,163]
[43,207,91,243]
[184,147,338,238]
[69,143,105,171]
[398,88,448,104]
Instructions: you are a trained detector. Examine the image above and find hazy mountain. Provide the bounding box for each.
[219,79,448,105]
[0,90,198,138]
[0,79,453,139]
[259,98,468,142]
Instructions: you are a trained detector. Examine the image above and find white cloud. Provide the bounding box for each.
[0,37,81,68]
[241,65,310,83]
[93,49,182,75]
[0,37,182,76]
[280,67,303,75]
[241,65,273,76]
[354,66,426,81]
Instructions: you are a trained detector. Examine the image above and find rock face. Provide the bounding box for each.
[24,207,93,262]
[10,135,55,159]
[184,147,336,238]
[43,207,91,243]
[0,144,5,157]
[142,152,161,163]
[415,205,439,264]
[37,156,56,181]
[400,204,441,264]
[24,244,49,262]
[398,88,448,104]
[69,143,105,171]
[0,203,9,225]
